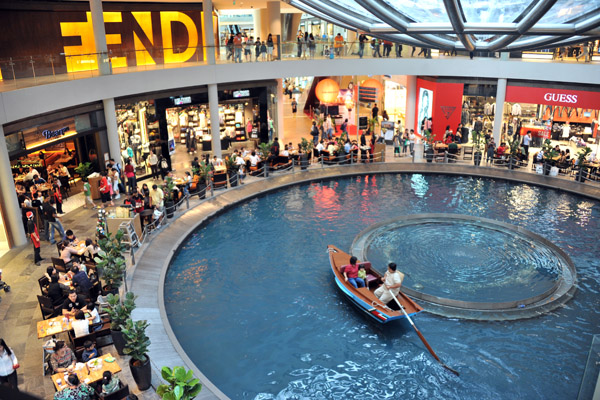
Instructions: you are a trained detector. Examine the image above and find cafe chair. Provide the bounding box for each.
[212,171,227,189]
[38,276,50,294]
[100,383,130,400]
[51,257,68,273]
[463,146,473,160]
[56,241,63,256]
[68,331,112,353]
[37,295,62,319]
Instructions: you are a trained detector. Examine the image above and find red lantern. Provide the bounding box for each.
[315,79,340,105]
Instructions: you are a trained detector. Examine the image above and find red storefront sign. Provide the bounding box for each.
[505,86,600,109]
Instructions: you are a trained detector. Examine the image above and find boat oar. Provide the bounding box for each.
[387,288,459,376]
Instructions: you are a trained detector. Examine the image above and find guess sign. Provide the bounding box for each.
[42,127,69,140]
[506,86,600,109]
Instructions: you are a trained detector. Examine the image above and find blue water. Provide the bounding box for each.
[165,174,600,399]
[365,220,563,303]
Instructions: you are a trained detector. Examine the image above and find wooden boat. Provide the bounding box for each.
[328,245,423,323]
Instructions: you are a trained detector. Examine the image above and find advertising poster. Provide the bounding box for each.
[417,88,433,136]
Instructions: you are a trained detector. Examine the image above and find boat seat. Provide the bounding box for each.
[365,274,379,285]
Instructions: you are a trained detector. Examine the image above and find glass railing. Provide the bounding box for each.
[0,41,596,92]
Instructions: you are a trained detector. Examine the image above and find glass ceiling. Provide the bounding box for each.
[289,0,600,51]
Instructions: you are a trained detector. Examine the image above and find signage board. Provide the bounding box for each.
[174,96,192,106]
[233,90,250,98]
[506,86,600,109]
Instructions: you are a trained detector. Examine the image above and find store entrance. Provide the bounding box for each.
[165,100,260,173]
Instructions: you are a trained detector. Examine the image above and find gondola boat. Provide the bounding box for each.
[328,245,423,323]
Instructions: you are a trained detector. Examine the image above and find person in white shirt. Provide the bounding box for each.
[249,151,261,167]
[316,140,325,153]
[211,156,223,167]
[522,131,532,156]
[148,150,159,180]
[0,338,19,389]
[59,164,70,177]
[25,167,40,182]
[86,302,103,332]
[282,145,290,157]
[374,263,404,305]
[408,130,416,154]
[72,310,90,338]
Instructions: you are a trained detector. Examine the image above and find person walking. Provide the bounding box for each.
[267,34,274,61]
[0,339,19,390]
[291,98,298,117]
[42,196,65,244]
[358,33,367,58]
[82,179,96,209]
[124,159,136,195]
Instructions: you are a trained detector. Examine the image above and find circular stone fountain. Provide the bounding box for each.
[350,214,576,320]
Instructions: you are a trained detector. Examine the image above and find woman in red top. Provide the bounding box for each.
[124,159,136,195]
[342,256,365,288]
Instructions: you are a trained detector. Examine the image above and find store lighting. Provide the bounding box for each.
[522,52,553,60]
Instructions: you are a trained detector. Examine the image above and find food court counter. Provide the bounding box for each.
[104,207,143,239]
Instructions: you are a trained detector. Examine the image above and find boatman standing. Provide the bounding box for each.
[374,263,404,305]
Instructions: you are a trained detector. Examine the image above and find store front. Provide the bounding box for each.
[115,82,276,178]
[504,85,600,147]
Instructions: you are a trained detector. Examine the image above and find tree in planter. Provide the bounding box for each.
[541,139,559,175]
[575,146,592,182]
[157,366,202,400]
[299,138,313,169]
[422,129,435,162]
[161,177,177,217]
[471,130,485,166]
[94,230,128,293]
[367,117,379,137]
[123,318,152,391]
[258,141,273,176]
[506,133,523,169]
[74,162,94,180]
[224,154,239,187]
[192,161,212,199]
[102,292,136,355]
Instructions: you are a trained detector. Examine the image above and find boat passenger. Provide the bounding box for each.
[374,263,404,305]
[342,256,365,289]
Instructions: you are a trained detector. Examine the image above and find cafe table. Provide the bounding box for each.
[214,165,226,173]
[51,353,122,391]
[38,315,75,339]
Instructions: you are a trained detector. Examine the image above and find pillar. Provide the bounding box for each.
[406,75,417,132]
[493,78,507,144]
[208,84,222,158]
[266,1,281,58]
[253,10,263,41]
[102,98,122,164]
[0,124,27,247]
[276,79,284,142]
[89,0,111,76]
[202,0,216,65]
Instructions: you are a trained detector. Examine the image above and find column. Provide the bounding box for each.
[208,84,222,158]
[103,98,122,163]
[89,0,111,76]
[266,1,282,58]
[253,10,263,41]
[493,78,507,144]
[276,79,284,142]
[202,0,216,65]
[0,125,27,247]
[405,75,417,132]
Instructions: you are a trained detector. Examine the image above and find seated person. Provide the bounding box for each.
[101,371,121,396]
[50,341,76,373]
[71,310,90,338]
[342,256,365,289]
[71,265,93,296]
[357,265,367,283]
[374,263,405,305]
[32,174,46,185]
[63,229,77,245]
[496,142,507,156]
[448,141,459,154]
[60,242,81,265]
[62,290,88,316]
[87,302,103,332]
[281,144,290,157]
[47,274,67,306]
[316,140,325,154]
[81,340,98,362]
[54,374,94,400]
[248,151,261,169]
[535,150,544,163]
[84,239,99,262]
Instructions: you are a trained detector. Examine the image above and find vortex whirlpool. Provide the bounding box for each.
[351,214,576,318]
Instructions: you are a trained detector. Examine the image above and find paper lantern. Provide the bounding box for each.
[315,79,340,105]
[361,78,383,96]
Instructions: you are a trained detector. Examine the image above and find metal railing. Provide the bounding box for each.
[1,40,592,91]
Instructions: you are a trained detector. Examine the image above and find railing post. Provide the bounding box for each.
[321,155,324,168]
[210,179,214,197]
[292,159,295,174]
[444,151,448,163]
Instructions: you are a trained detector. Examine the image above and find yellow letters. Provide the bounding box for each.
[161,12,199,64]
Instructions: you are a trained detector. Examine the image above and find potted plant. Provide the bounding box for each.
[299,138,313,170]
[575,146,592,182]
[367,117,379,137]
[471,130,484,166]
[74,162,94,180]
[192,161,211,199]
[541,139,558,175]
[423,129,435,163]
[335,136,347,164]
[102,292,136,355]
[506,133,522,170]
[258,141,272,177]
[225,154,239,187]
[95,230,128,294]
[123,318,152,391]
[157,366,202,400]
[161,177,177,218]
